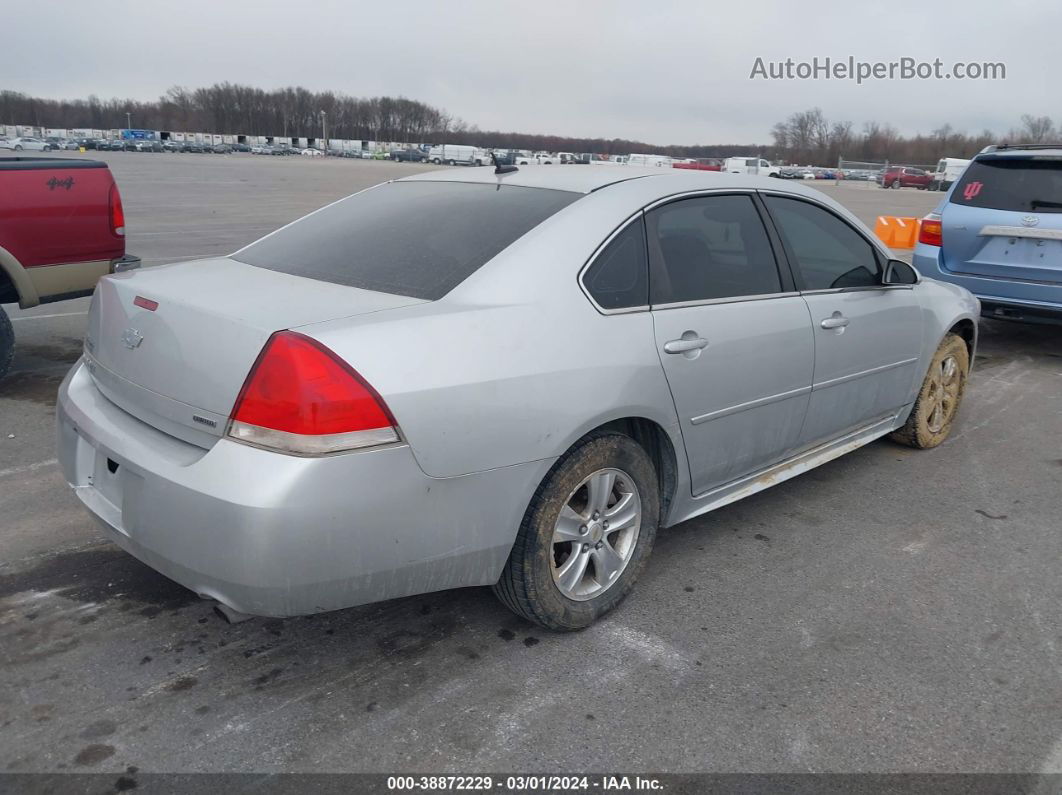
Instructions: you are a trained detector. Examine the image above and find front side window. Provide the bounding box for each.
[764,196,881,290]
[647,194,782,304]
[582,218,649,310]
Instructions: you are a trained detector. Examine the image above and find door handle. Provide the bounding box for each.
[820,314,850,330]
[664,336,709,354]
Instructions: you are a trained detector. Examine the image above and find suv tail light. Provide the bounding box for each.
[109,183,125,237]
[918,213,943,247]
[228,331,399,455]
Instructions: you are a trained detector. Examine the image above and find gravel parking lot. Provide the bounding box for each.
[2,154,1060,777]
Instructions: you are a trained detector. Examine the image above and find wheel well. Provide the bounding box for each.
[593,417,678,525]
[0,268,17,305]
[949,319,976,357]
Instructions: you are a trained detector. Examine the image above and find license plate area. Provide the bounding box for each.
[959,236,1062,282]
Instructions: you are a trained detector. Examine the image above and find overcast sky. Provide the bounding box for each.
[5,0,1055,144]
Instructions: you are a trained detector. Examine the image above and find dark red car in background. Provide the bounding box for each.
[879,166,932,189]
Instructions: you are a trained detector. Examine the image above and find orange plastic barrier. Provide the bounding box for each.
[874,216,920,249]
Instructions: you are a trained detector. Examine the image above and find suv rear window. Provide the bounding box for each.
[951,157,1062,213]
[233,181,580,300]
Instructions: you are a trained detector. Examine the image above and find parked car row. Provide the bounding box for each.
[778,166,838,180]
[0,136,76,151]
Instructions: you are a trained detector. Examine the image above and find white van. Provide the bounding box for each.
[723,156,780,177]
[428,144,490,166]
[627,153,673,168]
[930,157,971,191]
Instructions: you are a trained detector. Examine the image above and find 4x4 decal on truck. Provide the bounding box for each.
[46,176,74,191]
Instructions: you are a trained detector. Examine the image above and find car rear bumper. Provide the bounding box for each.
[57,359,544,617]
[914,243,1062,322]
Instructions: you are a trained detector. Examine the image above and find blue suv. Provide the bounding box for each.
[913,144,1062,324]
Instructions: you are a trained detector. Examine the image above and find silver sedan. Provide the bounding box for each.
[57,166,979,629]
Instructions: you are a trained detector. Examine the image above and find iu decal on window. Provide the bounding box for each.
[962,181,983,201]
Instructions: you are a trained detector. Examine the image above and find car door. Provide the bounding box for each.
[762,194,923,448]
[647,193,815,496]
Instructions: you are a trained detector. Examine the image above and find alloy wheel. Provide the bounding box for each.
[925,355,961,433]
[550,468,641,601]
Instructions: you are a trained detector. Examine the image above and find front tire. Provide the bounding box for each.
[891,179,901,189]
[890,333,969,449]
[0,307,14,381]
[493,432,659,631]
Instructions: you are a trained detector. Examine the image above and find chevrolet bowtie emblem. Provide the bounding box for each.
[121,328,144,349]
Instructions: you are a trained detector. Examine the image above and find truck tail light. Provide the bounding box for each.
[109,183,125,237]
[918,213,943,247]
[227,331,399,455]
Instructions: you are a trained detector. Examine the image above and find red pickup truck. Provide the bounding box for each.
[0,157,138,378]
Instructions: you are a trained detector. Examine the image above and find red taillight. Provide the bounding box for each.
[228,331,398,455]
[109,183,125,237]
[919,214,943,247]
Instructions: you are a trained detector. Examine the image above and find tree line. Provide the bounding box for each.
[0,84,459,143]
[771,107,1060,166]
[2,85,1057,163]
[0,83,765,155]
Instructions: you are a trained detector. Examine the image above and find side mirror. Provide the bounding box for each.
[883,259,920,285]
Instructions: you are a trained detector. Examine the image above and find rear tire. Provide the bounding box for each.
[493,432,659,631]
[0,307,14,381]
[890,333,969,449]
[891,179,901,189]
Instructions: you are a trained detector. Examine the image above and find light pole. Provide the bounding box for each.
[319,110,327,154]
[126,112,131,130]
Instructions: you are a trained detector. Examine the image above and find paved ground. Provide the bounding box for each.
[2,154,1060,776]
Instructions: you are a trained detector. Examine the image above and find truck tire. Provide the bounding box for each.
[0,307,14,381]
[493,432,659,631]
[890,333,969,449]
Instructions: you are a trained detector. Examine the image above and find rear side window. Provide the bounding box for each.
[582,218,649,310]
[647,194,781,304]
[951,158,1062,213]
[234,181,580,300]
[765,196,881,290]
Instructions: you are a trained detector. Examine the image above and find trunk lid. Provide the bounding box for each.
[942,155,1062,284]
[85,257,424,447]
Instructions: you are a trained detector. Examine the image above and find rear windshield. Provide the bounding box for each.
[951,157,1062,213]
[233,180,580,299]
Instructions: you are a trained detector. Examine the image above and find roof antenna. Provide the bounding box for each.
[491,151,518,175]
